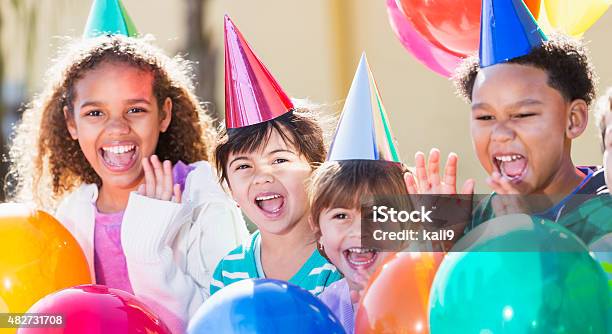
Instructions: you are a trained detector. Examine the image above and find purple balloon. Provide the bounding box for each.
[386,0,463,77]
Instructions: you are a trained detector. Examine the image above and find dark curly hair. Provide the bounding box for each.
[8,35,215,209]
[214,105,329,186]
[453,34,597,106]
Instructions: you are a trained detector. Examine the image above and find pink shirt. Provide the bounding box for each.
[93,161,196,294]
[93,161,196,333]
[94,206,187,333]
[93,209,134,294]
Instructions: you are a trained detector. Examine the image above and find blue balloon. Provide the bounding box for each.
[188,279,346,334]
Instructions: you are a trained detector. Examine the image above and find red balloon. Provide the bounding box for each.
[17,285,171,334]
[386,0,461,77]
[355,252,444,334]
[397,0,542,57]
[397,0,482,57]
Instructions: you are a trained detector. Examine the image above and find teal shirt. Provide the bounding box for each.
[210,231,343,296]
[469,167,612,246]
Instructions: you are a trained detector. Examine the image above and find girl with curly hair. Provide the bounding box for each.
[8,30,248,334]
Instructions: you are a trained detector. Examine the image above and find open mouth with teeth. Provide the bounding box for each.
[254,192,285,217]
[493,153,527,182]
[343,247,378,270]
[99,144,138,172]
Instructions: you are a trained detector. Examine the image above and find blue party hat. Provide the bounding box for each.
[479,0,547,67]
[327,53,400,163]
[83,0,138,38]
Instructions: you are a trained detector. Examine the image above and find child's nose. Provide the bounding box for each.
[252,166,274,185]
[347,215,362,238]
[106,117,130,135]
[491,121,515,143]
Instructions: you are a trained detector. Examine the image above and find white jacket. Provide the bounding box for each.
[55,161,249,332]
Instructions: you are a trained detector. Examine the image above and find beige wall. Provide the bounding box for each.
[215,1,612,192]
[1,0,186,88]
[3,0,612,192]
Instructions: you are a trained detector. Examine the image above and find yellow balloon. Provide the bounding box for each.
[543,0,611,37]
[0,204,92,315]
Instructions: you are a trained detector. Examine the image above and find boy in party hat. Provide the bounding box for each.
[451,0,612,244]
[209,15,341,296]
[309,53,418,333]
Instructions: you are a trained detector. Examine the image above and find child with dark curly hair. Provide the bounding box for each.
[7,4,248,332]
[452,0,612,245]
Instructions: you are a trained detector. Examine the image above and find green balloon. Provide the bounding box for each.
[429,215,611,334]
[590,234,612,290]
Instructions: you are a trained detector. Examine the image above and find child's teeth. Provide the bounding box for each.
[103,145,135,154]
[346,248,377,265]
[348,248,374,254]
[256,194,281,201]
[496,155,523,162]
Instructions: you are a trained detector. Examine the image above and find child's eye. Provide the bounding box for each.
[85,110,103,117]
[273,158,289,164]
[514,112,536,118]
[333,213,348,220]
[128,107,146,114]
[475,115,494,121]
[235,164,251,171]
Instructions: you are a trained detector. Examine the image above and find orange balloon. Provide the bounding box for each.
[524,0,541,19]
[355,252,444,334]
[0,204,92,314]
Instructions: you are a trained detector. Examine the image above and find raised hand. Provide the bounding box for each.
[137,155,182,203]
[404,148,474,195]
[487,171,526,216]
[403,149,474,252]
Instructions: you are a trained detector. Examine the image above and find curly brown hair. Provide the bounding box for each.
[453,34,598,106]
[7,35,215,209]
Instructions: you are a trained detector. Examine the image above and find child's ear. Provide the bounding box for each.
[63,106,78,140]
[160,97,172,133]
[308,216,319,235]
[566,99,588,140]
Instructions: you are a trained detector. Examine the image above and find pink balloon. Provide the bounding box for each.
[386,0,463,77]
[17,285,171,334]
